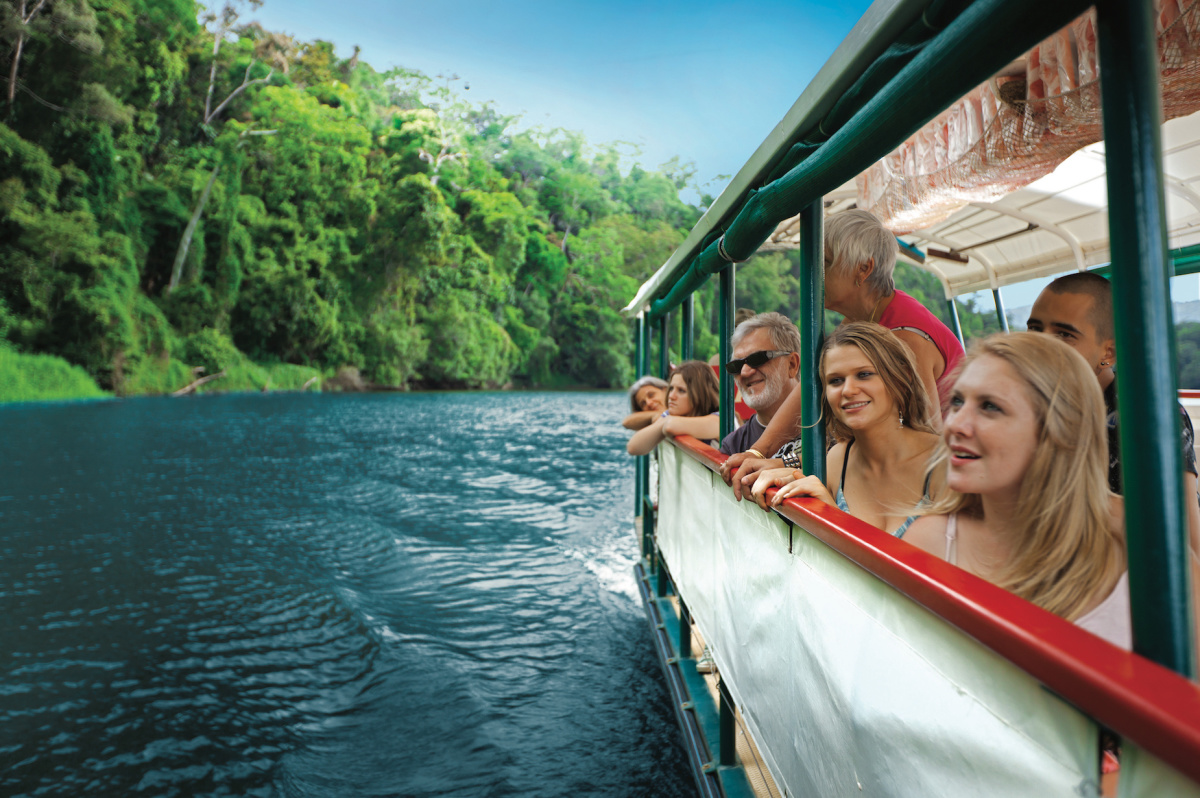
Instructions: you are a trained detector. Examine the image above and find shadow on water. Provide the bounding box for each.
[0,392,695,797]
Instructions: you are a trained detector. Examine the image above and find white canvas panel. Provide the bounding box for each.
[1118,745,1200,798]
[655,443,1101,797]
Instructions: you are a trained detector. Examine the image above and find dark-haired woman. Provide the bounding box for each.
[627,361,721,456]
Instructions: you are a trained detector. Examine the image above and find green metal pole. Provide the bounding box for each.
[679,598,692,659]
[946,299,965,348]
[634,315,645,519]
[1097,0,1195,677]
[718,677,737,766]
[799,200,826,482]
[681,294,695,361]
[718,266,736,439]
[991,288,1010,333]
[640,312,652,378]
[659,313,670,379]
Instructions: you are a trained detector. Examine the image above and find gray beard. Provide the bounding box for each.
[743,376,783,413]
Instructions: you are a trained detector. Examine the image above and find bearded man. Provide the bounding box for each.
[719,313,802,457]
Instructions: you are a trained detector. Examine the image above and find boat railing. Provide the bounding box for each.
[649,433,1200,797]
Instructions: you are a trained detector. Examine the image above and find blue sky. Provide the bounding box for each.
[242,1,1199,308]
[245,0,872,194]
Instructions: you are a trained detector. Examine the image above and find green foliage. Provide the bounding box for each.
[0,4,711,398]
[1178,323,1200,389]
[0,349,108,402]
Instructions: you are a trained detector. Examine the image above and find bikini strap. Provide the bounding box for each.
[840,438,854,492]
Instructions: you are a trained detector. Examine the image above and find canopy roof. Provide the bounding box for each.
[760,111,1200,299]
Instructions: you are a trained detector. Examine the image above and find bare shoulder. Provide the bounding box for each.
[902,514,950,558]
[892,328,945,373]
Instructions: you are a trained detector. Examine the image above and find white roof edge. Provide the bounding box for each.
[621,0,930,317]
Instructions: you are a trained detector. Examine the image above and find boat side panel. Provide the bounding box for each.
[657,442,1099,797]
[1119,745,1200,798]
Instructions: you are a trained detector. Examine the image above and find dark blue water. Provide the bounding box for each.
[0,392,693,797]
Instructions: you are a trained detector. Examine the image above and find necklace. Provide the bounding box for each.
[867,295,886,323]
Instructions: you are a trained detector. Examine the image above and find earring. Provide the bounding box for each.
[898,409,904,428]
[1100,360,1110,367]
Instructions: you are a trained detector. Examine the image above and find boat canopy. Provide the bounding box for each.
[625,1,1200,310]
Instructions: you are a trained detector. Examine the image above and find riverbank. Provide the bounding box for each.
[0,348,323,404]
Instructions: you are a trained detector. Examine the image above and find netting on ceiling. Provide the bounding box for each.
[857,0,1200,234]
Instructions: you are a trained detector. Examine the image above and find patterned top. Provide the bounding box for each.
[1104,381,1197,494]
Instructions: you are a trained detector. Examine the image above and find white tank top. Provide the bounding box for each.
[944,513,1132,650]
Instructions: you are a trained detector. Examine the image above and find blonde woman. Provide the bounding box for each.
[627,361,721,456]
[904,333,1129,648]
[748,323,940,537]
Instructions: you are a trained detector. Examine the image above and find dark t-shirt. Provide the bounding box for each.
[720,414,766,456]
[1104,380,1198,493]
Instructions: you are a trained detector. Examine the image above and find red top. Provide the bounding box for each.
[878,289,965,405]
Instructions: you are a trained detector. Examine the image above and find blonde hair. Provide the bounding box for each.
[923,332,1123,621]
[819,322,938,442]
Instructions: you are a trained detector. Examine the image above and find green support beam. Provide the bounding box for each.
[681,294,695,361]
[635,316,645,519]
[946,299,965,348]
[799,200,826,483]
[1097,0,1196,677]
[719,267,736,440]
[992,288,1010,333]
[659,313,671,379]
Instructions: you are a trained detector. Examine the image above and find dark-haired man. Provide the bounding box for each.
[1027,272,1199,529]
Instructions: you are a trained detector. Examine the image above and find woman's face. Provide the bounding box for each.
[824,344,894,430]
[635,385,666,413]
[943,354,1040,500]
[667,373,694,416]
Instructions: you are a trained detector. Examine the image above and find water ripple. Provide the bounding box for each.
[0,392,693,797]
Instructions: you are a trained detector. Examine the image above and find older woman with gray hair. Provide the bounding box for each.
[623,375,670,430]
[722,209,964,499]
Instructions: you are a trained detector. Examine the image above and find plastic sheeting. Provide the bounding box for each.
[656,443,1100,797]
[858,1,1200,233]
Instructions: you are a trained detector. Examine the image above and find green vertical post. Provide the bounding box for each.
[634,315,645,519]
[946,298,965,348]
[992,288,1010,332]
[718,677,737,766]
[640,312,652,377]
[659,313,670,379]
[679,598,692,659]
[681,294,695,361]
[718,266,736,439]
[798,200,826,482]
[1098,0,1195,677]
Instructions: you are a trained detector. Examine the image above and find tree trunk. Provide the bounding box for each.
[168,164,220,295]
[7,33,24,105]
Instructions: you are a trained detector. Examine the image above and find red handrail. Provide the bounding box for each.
[666,434,1200,785]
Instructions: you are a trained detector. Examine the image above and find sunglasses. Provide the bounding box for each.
[723,349,791,374]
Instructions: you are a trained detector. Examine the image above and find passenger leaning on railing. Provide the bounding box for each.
[747,323,942,537]
[723,209,964,498]
[904,333,1132,649]
[623,376,670,431]
[626,361,721,456]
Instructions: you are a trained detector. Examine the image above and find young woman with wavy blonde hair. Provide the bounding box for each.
[904,333,1128,644]
[748,322,940,537]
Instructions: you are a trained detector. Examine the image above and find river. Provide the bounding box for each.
[0,391,695,797]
